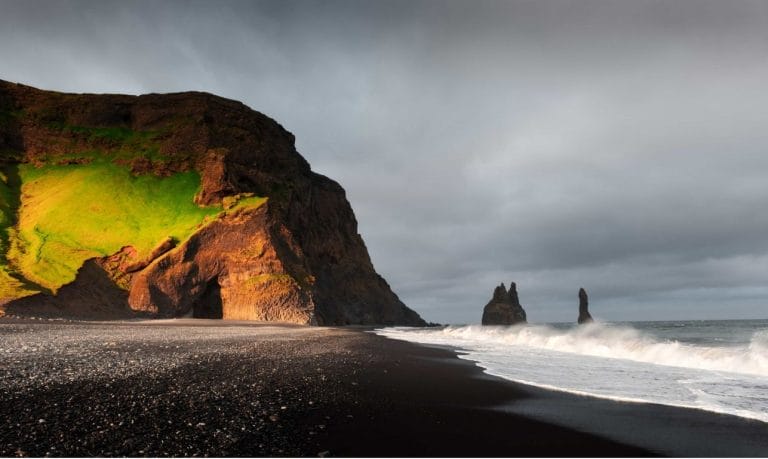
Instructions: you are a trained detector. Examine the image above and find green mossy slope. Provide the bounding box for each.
[0,161,265,299]
[0,168,39,299]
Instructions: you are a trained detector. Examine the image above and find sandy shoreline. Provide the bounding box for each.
[0,320,766,456]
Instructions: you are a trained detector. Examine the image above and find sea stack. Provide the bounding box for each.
[481,282,527,325]
[577,287,594,324]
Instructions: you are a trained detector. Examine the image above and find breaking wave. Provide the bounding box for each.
[376,321,768,422]
[403,323,768,376]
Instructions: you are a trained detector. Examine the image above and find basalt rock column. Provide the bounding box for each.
[577,287,594,324]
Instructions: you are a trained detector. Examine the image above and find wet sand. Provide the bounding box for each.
[0,320,765,456]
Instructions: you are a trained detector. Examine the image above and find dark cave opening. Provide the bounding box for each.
[192,279,223,319]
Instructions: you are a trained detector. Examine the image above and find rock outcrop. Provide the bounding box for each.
[577,287,593,324]
[0,80,425,326]
[481,282,527,325]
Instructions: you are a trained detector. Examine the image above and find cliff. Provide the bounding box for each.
[481,282,527,325]
[0,80,425,326]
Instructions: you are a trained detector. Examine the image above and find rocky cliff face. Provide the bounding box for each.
[577,287,593,324]
[0,80,425,326]
[481,282,527,325]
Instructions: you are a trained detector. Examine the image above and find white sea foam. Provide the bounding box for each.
[376,321,768,423]
[398,323,768,376]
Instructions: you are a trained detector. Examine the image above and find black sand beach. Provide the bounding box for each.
[0,320,766,457]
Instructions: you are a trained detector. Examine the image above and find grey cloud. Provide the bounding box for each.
[2,0,768,323]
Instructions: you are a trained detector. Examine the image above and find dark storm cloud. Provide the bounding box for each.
[2,0,768,323]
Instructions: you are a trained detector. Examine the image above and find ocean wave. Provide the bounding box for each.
[376,322,768,423]
[383,322,768,377]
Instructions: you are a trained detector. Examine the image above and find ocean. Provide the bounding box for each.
[376,319,768,423]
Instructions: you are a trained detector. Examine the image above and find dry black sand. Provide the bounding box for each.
[0,319,766,457]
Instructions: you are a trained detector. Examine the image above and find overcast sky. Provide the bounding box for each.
[2,0,768,323]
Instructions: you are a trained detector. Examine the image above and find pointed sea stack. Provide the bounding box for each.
[577,287,593,324]
[481,282,527,325]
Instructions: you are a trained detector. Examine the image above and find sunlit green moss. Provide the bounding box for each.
[0,160,265,296]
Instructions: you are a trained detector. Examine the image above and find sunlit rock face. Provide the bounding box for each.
[481,282,527,325]
[127,202,317,324]
[0,80,425,326]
